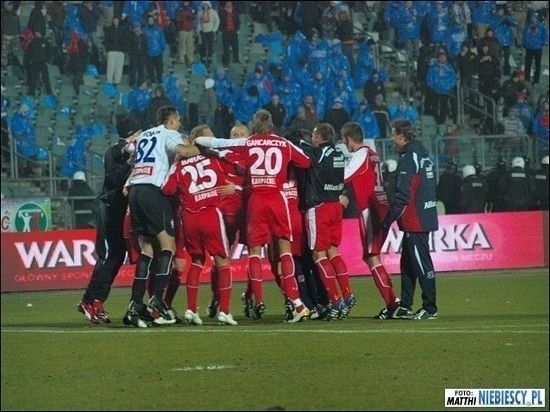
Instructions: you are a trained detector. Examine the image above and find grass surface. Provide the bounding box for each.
[1,268,549,411]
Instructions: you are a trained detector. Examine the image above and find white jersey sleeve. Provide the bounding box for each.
[127,125,183,187]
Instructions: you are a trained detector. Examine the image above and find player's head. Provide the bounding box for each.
[252,109,273,134]
[283,127,312,146]
[117,116,141,141]
[189,124,214,143]
[390,118,415,150]
[341,122,364,151]
[312,123,336,147]
[230,124,250,139]
[156,105,181,130]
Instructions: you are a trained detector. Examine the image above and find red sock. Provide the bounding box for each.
[210,265,219,301]
[273,272,285,295]
[370,264,398,309]
[315,257,341,304]
[217,265,232,314]
[331,254,352,298]
[243,267,253,299]
[163,268,182,307]
[281,253,299,301]
[186,263,202,312]
[248,255,263,303]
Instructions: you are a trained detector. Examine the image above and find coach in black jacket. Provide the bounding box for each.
[381,119,439,320]
[77,116,142,324]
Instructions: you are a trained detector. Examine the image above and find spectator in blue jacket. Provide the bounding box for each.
[122,0,150,28]
[395,1,421,61]
[353,39,375,91]
[444,19,467,67]
[307,38,332,81]
[426,51,457,125]
[511,91,535,134]
[128,81,152,129]
[382,1,401,46]
[329,79,359,116]
[231,85,263,126]
[427,1,450,46]
[213,66,238,107]
[78,1,101,66]
[163,76,186,122]
[143,15,166,84]
[470,0,496,41]
[328,39,351,80]
[11,102,38,159]
[390,100,419,124]
[60,126,91,180]
[11,102,47,176]
[492,5,518,76]
[521,14,549,85]
[351,100,380,140]
[277,70,302,125]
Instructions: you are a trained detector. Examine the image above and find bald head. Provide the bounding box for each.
[230,124,250,139]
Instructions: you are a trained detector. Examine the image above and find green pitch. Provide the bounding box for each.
[1,268,548,411]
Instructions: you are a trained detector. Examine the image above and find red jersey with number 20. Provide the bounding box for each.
[197,133,311,192]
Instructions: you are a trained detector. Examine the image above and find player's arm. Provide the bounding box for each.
[381,154,414,228]
[175,143,200,158]
[344,149,367,183]
[289,142,312,169]
[195,136,247,148]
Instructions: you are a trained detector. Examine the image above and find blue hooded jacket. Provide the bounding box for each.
[395,3,421,42]
[351,106,381,139]
[492,13,518,47]
[353,41,375,88]
[128,86,152,113]
[143,22,166,57]
[427,59,457,95]
[11,111,39,158]
[60,126,91,178]
[521,19,549,50]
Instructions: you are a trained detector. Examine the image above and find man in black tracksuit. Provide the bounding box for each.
[381,119,439,320]
[77,116,142,324]
[299,123,355,321]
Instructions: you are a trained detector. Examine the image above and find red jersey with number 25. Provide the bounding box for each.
[162,154,226,213]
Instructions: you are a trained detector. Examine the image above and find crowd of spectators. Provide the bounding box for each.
[1,1,549,211]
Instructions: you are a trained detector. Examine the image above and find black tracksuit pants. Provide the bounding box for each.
[83,201,127,303]
[399,231,437,314]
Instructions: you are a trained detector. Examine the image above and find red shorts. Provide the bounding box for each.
[305,202,343,251]
[289,205,304,256]
[183,207,229,258]
[246,191,291,247]
[222,211,244,247]
[358,204,389,257]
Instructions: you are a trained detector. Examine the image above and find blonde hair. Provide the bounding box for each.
[189,124,212,142]
[252,109,273,134]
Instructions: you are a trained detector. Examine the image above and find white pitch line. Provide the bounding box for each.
[0,327,547,335]
[173,365,236,372]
